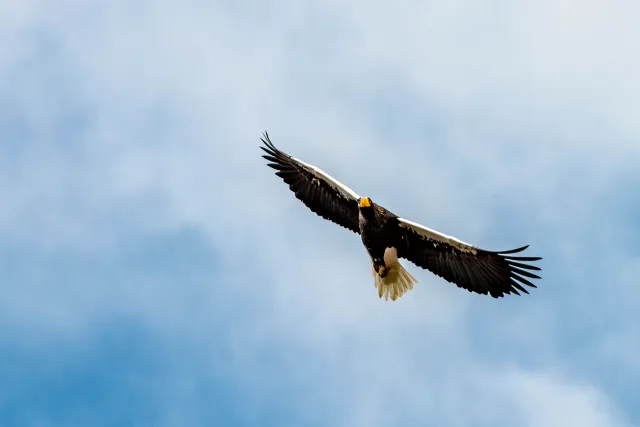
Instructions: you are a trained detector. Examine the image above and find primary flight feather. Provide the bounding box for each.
[260,132,542,301]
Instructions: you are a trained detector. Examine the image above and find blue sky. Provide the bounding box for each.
[1,0,639,426]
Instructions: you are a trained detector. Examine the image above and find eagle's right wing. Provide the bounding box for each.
[395,217,542,298]
[260,132,361,234]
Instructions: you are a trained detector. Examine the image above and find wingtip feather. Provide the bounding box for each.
[259,131,276,150]
[496,245,529,255]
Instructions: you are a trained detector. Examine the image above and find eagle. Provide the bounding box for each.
[260,132,542,301]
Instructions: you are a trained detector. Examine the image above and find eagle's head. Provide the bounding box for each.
[358,196,372,208]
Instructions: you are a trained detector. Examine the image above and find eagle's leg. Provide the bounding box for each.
[374,261,388,278]
[366,244,389,278]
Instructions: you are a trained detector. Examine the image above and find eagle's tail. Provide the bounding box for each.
[372,261,418,301]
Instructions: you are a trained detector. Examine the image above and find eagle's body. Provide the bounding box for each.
[357,200,419,299]
[358,200,396,270]
[260,132,542,301]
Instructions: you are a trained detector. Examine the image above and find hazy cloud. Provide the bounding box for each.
[0,0,638,426]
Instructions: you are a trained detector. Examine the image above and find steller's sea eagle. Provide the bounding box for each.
[260,132,542,301]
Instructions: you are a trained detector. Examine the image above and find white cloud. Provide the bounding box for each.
[500,369,630,427]
[0,0,638,425]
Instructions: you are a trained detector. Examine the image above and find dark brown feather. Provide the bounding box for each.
[260,132,360,234]
[395,225,542,298]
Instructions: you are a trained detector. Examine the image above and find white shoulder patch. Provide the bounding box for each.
[397,217,478,255]
[292,156,360,200]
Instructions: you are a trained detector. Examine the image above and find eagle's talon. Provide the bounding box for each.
[376,264,388,278]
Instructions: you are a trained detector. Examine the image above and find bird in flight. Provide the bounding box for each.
[260,132,542,301]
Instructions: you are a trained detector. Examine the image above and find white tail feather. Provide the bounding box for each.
[372,260,418,301]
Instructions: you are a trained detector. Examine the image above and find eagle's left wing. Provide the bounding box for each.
[260,132,361,234]
[395,217,542,298]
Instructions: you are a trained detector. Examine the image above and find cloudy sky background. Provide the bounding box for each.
[1,0,639,425]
